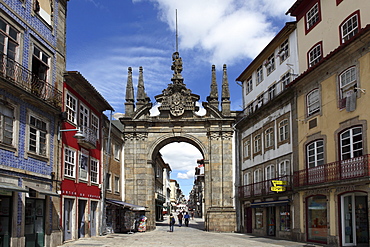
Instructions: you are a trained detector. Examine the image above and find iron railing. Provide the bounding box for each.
[238,175,292,199]
[294,154,370,187]
[0,53,62,109]
[79,125,98,147]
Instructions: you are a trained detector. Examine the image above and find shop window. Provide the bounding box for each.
[255,208,263,229]
[279,205,291,231]
[307,195,327,243]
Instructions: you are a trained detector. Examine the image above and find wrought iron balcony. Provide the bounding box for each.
[238,175,292,199]
[293,154,370,187]
[0,53,62,109]
[77,125,98,149]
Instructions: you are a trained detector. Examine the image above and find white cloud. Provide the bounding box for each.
[177,170,194,180]
[160,142,202,172]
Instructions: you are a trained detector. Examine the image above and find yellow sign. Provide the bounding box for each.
[271,180,288,186]
[271,186,286,192]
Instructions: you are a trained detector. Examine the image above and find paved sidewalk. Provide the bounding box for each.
[59,217,322,247]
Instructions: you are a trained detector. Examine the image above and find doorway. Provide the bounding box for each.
[63,199,74,241]
[244,206,252,233]
[0,196,11,247]
[266,206,276,236]
[78,200,86,238]
[90,201,97,237]
[25,198,45,247]
[341,193,369,246]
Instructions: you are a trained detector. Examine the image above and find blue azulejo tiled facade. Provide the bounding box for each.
[0,0,67,247]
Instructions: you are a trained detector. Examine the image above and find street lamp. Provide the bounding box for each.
[58,127,85,140]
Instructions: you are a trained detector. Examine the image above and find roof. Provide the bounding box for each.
[64,71,114,112]
[286,0,306,16]
[236,22,296,82]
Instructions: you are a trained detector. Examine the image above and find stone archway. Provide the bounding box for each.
[119,52,237,232]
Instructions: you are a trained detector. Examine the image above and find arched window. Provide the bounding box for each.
[340,126,363,160]
[307,89,320,116]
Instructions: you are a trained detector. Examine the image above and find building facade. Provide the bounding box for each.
[287,0,370,245]
[0,0,67,246]
[235,22,298,239]
[60,71,113,242]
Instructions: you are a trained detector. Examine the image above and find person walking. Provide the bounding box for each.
[191,210,194,220]
[177,212,183,227]
[169,213,175,232]
[184,212,190,227]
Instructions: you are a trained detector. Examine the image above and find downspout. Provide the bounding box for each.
[100,110,113,235]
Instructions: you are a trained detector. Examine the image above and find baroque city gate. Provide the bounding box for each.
[119,52,236,231]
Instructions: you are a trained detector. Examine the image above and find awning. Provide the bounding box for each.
[250,200,290,208]
[0,182,28,193]
[106,199,146,211]
[28,186,59,197]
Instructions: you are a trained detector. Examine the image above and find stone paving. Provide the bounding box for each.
[59,217,323,247]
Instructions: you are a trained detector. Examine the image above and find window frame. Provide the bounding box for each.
[278,119,289,143]
[340,10,360,44]
[32,44,51,83]
[268,83,276,101]
[66,92,77,124]
[308,42,323,68]
[307,88,320,117]
[280,72,291,90]
[246,76,253,95]
[256,65,264,85]
[278,160,290,177]
[114,142,120,160]
[91,113,99,140]
[306,139,324,168]
[340,126,363,160]
[264,127,274,149]
[305,1,321,34]
[114,176,120,194]
[253,133,262,155]
[27,113,48,157]
[265,53,275,75]
[265,164,275,180]
[90,157,98,184]
[64,147,76,178]
[0,100,15,146]
[278,39,289,63]
[79,151,89,181]
[243,137,251,160]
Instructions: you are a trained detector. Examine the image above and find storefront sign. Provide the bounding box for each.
[271,180,288,193]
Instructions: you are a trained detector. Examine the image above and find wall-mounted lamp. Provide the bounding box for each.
[58,127,85,140]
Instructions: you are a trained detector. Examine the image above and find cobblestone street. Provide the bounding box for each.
[59,217,322,247]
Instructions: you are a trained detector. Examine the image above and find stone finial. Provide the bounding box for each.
[136,66,150,107]
[125,67,135,115]
[206,65,219,109]
[221,64,231,115]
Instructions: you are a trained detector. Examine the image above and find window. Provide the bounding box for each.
[307,140,324,168]
[32,45,50,82]
[243,138,251,160]
[307,195,327,243]
[265,165,275,180]
[340,11,359,44]
[278,39,289,62]
[265,53,275,75]
[280,72,291,90]
[114,176,120,193]
[255,94,264,110]
[278,160,290,177]
[79,103,89,130]
[106,173,111,191]
[265,127,274,149]
[340,127,363,160]
[114,143,120,160]
[339,67,357,109]
[0,17,20,76]
[66,93,77,124]
[279,205,291,231]
[0,102,14,145]
[256,65,263,85]
[254,169,262,183]
[244,172,251,185]
[278,119,289,142]
[28,115,47,156]
[246,77,253,94]
[255,208,263,229]
[64,148,76,178]
[79,152,88,181]
[306,2,320,32]
[33,0,53,25]
[268,84,276,101]
[246,103,253,115]
[91,113,99,140]
[308,42,322,67]
[90,158,98,184]
[253,134,261,154]
[307,89,320,116]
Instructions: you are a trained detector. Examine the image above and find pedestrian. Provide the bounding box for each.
[177,212,183,227]
[191,210,194,220]
[169,213,175,232]
[184,212,190,227]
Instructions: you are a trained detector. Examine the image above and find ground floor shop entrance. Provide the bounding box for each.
[63,199,74,241]
[25,198,45,247]
[0,195,11,247]
[340,192,369,246]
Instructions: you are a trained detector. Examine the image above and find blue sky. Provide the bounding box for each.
[66,0,296,198]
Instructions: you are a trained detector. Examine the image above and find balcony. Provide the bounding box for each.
[0,53,62,109]
[238,175,292,199]
[294,154,370,187]
[77,125,97,149]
